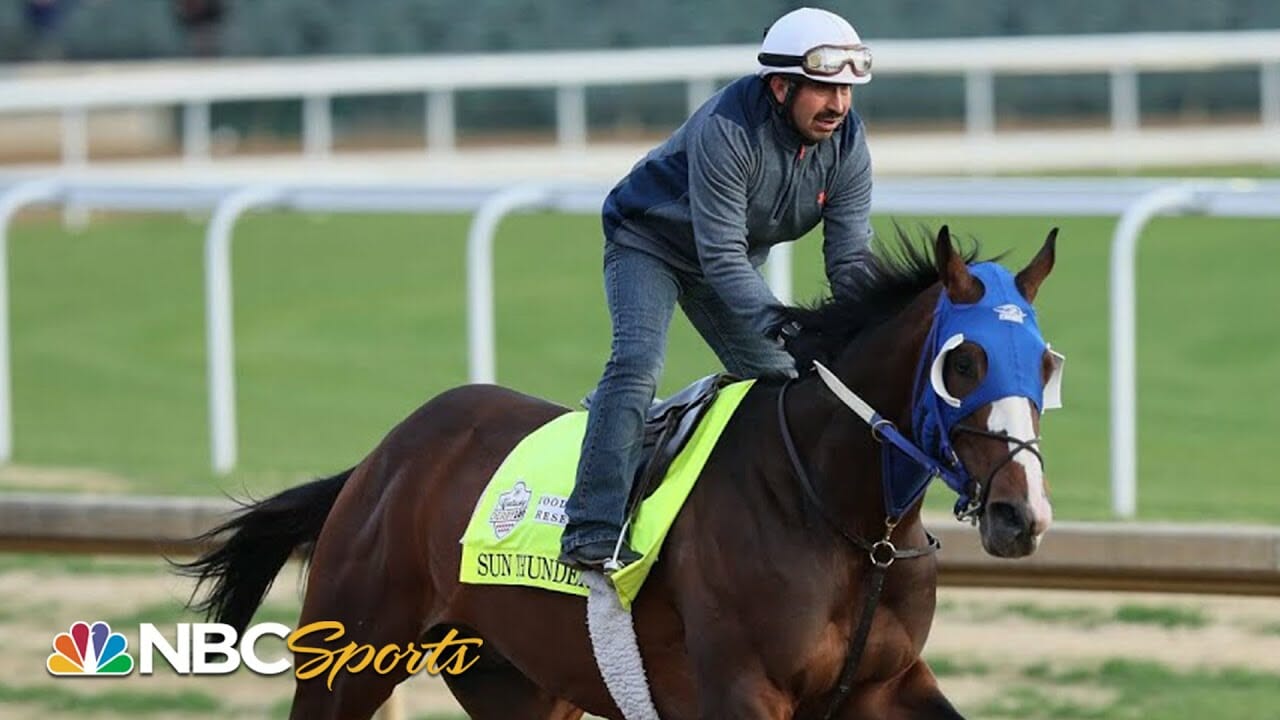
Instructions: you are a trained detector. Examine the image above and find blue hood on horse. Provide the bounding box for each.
[818,257,1064,520]
[912,261,1063,488]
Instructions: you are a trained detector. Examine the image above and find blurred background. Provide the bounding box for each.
[2,0,1280,167]
[1,1,1278,719]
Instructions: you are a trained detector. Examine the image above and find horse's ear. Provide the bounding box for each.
[1016,227,1058,303]
[936,225,981,303]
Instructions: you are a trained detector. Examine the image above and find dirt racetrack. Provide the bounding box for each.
[2,556,1278,719]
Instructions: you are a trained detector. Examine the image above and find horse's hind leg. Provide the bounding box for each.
[287,507,434,719]
[440,630,584,720]
[286,589,424,720]
[445,667,583,719]
[288,581,582,720]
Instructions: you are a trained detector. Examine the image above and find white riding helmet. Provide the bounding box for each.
[757,7,872,86]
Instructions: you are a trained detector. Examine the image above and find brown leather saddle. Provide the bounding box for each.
[581,373,737,516]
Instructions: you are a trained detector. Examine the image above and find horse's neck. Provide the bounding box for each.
[835,287,939,430]
[786,291,937,538]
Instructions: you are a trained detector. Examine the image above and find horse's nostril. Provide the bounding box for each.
[987,501,1028,533]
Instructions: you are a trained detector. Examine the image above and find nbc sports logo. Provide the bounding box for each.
[44,619,481,682]
[47,621,134,676]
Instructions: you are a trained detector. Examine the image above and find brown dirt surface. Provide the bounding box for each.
[1,558,1276,719]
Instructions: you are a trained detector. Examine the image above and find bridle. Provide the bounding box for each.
[776,379,941,564]
[776,370,1044,720]
[949,423,1044,523]
[774,259,1060,718]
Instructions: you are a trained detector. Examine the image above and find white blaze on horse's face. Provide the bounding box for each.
[984,397,1053,542]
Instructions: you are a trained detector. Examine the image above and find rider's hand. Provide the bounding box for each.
[774,321,828,373]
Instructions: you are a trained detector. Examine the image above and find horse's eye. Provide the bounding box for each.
[954,355,976,378]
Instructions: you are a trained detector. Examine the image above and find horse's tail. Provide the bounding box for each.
[174,467,353,634]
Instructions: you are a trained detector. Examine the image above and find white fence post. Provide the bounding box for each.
[1110,67,1140,133]
[205,186,284,475]
[427,90,456,154]
[556,85,587,151]
[303,95,333,160]
[466,185,555,385]
[1262,62,1280,129]
[0,180,63,464]
[60,107,88,169]
[1109,184,1202,519]
[60,107,90,230]
[686,78,716,116]
[965,69,996,137]
[183,101,212,162]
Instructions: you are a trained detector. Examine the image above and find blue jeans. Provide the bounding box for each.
[562,243,795,552]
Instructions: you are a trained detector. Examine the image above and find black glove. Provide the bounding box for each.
[775,320,828,373]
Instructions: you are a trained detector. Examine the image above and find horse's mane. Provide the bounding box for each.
[780,226,989,360]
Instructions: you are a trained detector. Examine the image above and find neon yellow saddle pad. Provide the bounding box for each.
[459,379,755,609]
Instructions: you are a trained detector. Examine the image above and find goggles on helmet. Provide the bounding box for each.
[758,44,872,78]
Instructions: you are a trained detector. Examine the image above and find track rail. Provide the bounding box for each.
[2,494,1277,595]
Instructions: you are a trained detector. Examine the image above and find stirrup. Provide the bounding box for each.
[603,519,636,573]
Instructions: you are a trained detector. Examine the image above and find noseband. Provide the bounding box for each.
[949,424,1044,522]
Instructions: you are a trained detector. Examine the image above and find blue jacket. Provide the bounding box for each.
[603,74,874,335]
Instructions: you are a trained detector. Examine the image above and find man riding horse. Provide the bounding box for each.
[561,7,879,572]
[180,9,1064,717]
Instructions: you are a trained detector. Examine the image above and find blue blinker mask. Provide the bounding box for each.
[908,262,1064,513]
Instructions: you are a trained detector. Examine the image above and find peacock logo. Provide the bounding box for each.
[47,621,135,676]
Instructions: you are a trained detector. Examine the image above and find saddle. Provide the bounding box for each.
[581,373,737,515]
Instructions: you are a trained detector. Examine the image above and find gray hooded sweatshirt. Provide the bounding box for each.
[602,74,874,336]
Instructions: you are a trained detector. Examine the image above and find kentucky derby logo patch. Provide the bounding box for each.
[489,480,531,539]
[994,303,1026,324]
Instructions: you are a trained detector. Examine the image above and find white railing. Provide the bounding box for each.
[10,492,1280,595]
[1,177,1279,518]
[2,31,1279,167]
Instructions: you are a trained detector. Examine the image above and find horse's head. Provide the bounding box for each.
[926,226,1063,558]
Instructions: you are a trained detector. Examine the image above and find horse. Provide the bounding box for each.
[179,225,1059,719]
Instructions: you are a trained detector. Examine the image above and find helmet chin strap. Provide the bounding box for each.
[782,77,799,113]
[769,75,803,136]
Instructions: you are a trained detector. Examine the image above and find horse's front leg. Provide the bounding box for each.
[690,654,794,720]
[675,594,795,718]
[843,659,966,720]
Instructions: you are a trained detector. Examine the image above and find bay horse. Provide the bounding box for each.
[180,225,1059,719]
